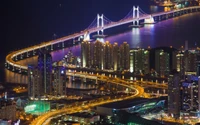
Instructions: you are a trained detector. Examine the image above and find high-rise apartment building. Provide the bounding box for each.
[104,41,113,70]
[93,41,104,70]
[168,70,180,119]
[81,41,92,68]
[113,43,120,71]
[120,42,130,71]
[130,48,150,74]
[38,51,52,95]
[155,49,170,77]
[28,66,43,98]
[176,51,185,78]
[185,50,197,73]
[28,51,52,99]
[181,75,199,112]
[52,67,66,96]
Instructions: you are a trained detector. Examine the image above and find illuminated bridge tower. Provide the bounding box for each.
[97,14,104,35]
[133,6,140,26]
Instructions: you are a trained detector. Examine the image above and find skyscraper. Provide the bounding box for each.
[181,75,199,112]
[155,49,170,77]
[113,42,120,71]
[184,50,197,74]
[168,70,180,119]
[38,51,52,95]
[52,67,66,96]
[81,41,92,68]
[104,41,113,70]
[120,42,130,71]
[176,51,185,78]
[130,48,150,74]
[93,40,104,70]
[28,51,53,99]
[28,65,43,98]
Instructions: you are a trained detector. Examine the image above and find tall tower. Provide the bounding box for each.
[28,65,43,99]
[120,42,130,71]
[113,43,120,71]
[38,51,52,95]
[168,70,180,119]
[176,51,185,79]
[52,67,66,96]
[155,49,170,77]
[81,41,92,68]
[130,48,150,74]
[104,41,113,70]
[93,41,104,70]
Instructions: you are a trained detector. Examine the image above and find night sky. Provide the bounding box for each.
[1,0,151,59]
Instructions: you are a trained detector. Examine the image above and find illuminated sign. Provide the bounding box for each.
[25,104,36,112]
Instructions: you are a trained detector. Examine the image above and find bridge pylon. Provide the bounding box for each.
[133,6,139,26]
[97,14,104,35]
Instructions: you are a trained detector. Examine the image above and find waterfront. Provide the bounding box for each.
[2,11,200,84]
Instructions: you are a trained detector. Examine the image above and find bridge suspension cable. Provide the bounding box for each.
[86,17,97,30]
[103,15,115,23]
[121,8,134,20]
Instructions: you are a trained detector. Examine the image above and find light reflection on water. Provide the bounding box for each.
[4,12,200,86]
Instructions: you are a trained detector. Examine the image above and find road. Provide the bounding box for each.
[30,73,144,125]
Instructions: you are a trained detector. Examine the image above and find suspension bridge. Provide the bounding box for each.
[5,5,200,73]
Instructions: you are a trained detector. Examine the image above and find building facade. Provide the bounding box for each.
[130,48,150,74]
[155,49,170,77]
[81,41,92,68]
[0,100,16,122]
[28,51,52,99]
[38,51,52,95]
[120,42,130,71]
[176,51,185,78]
[52,67,66,96]
[181,75,200,113]
[28,66,43,98]
[168,70,181,118]
[104,41,113,70]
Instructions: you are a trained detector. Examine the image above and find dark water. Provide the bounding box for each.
[2,11,200,84]
[1,0,200,85]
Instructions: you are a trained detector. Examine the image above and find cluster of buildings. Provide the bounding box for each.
[168,71,200,119]
[81,40,200,78]
[0,96,19,125]
[61,50,81,67]
[81,41,130,71]
[28,51,66,99]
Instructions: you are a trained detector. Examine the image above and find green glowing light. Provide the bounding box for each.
[24,101,50,115]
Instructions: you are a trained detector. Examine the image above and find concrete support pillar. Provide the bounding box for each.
[96,78,98,84]
[27,52,29,57]
[51,44,53,50]
[83,76,86,82]
[33,50,35,55]
[72,75,75,81]
[62,42,64,48]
